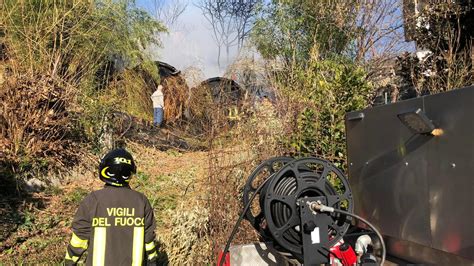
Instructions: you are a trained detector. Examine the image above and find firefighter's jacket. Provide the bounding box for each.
[65,185,157,265]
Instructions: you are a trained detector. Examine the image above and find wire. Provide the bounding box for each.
[331,208,386,266]
[218,175,273,266]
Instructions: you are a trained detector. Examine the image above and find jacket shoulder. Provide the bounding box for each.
[78,190,98,205]
[93,186,149,202]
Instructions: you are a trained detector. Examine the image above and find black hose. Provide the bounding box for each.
[331,208,386,265]
[218,175,273,266]
[219,176,386,266]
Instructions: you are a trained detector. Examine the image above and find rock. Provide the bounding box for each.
[23,178,46,192]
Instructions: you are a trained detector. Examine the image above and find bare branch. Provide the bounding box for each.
[153,0,188,29]
[196,0,261,68]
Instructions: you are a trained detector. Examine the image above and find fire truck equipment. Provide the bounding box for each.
[220,157,386,266]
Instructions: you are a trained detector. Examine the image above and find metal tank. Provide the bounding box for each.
[345,86,474,264]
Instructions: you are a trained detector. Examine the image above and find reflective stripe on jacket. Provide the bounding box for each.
[65,185,157,265]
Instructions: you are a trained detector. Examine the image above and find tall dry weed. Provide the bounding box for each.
[207,97,287,260]
[158,203,211,265]
[0,74,81,180]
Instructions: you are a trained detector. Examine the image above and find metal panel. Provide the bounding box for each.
[345,97,432,246]
[385,236,474,265]
[345,86,474,263]
[229,243,296,266]
[423,88,474,259]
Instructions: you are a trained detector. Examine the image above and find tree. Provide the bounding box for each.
[252,1,356,68]
[197,0,261,68]
[253,0,405,66]
[227,0,262,50]
[251,0,375,165]
[152,0,189,30]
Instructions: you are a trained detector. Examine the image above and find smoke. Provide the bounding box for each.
[150,4,239,79]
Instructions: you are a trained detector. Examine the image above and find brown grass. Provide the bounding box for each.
[0,74,82,179]
[207,99,288,261]
[0,167,99,264]
[161,75,189,125]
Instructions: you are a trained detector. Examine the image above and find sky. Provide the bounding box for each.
[137,0,239,79]
[136,0,414,80]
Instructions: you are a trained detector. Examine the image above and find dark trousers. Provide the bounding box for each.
[153,107,164,126]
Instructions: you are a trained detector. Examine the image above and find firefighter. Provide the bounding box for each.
[65,148,157,265]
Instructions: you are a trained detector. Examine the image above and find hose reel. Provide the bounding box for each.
[242,157,354,263]
[242,156,294,238]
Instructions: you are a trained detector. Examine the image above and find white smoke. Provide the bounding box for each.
[150,3,239,79]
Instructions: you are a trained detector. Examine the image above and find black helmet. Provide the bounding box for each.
[98,148,137,186]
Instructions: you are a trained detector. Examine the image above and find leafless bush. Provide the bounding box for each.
[0,74,81,179]
[207,95,288,260]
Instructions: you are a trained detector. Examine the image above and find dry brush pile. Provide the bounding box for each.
[161,75,189,125]
[0,74,82,183]
[161,68,218,138]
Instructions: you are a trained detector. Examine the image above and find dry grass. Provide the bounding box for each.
[0,141,210,264]
[207,99,288,260]
[125,142,213,264]
[161,75,189,125]
[128,141,212,264]
[0,74,83,181]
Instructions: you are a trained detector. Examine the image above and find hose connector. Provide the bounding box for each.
[309,201,335,213]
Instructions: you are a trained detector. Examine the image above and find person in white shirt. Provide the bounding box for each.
[151,85,164,126]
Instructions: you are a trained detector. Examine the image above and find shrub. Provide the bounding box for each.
[0,75,80,180]
[158,203,211,265]
[280,58,372,167]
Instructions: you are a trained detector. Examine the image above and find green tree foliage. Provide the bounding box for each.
[2,0,164,81]
[252,0,357,63]
[286,59,371,167]
[252,0,372,168]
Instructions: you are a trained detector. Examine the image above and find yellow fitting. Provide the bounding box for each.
[431,128,444,136]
